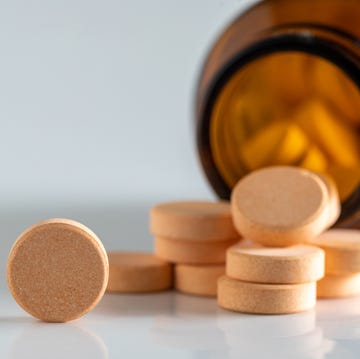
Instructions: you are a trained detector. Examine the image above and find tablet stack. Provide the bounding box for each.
[150,201,241,297]
[218,240,325,314]
[218,166,340,314]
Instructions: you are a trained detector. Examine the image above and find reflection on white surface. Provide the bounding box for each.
[153,317,226,351]
[226,328,332,359]
[151,293,226,350]
[316,296,360,356]
[317,296,360,320]
[172,293,220,317]
[322,344,359,359]
[217,307,317,337]
[95,291,175,317]
[1,287,360,358]
[10,322,108,359]
[149,293,334,359]
[217,309,331,358]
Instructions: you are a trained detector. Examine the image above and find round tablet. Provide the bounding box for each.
[107,252,173,293]
[155,236,238,264]
[231,166,330,247]
[175,264,225,297]
[7,219,109,323]
[315,173,340,227]
[226,241,324,284]
[317,273,360,298]
[309,229,360,274]
[150,201,238,241]
[217,276,316,314]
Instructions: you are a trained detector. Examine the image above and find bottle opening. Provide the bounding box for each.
[210,51,360,202]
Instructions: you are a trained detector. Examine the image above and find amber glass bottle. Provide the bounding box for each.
[195,0,360,227]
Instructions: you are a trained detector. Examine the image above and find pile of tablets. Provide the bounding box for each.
[150,201,240,296]
[6,165,360,322]
[218,166,340,314]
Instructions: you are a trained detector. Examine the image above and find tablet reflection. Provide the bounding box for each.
[10,322,108,359]
[218,308,333,358]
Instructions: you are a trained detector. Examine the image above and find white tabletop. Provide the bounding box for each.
[0,286,360,359]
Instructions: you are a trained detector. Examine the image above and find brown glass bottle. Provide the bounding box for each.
[195,0,360,227]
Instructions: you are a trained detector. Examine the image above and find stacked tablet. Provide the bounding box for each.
[310,229,360,298]
[218,166,341,314]
[150,201,240,296]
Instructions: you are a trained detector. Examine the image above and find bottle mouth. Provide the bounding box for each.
[197,31,360,224]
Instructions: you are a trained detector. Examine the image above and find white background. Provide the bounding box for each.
[0,0,254,206]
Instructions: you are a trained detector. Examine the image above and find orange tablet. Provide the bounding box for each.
[7,219,109,323]
[231,166,330,247]
[218,276,316,314]
[314,173,340,227]
[175,264,225,297]
[317,273,360,298]
[310,229,360,274]
[226,241,324,284]
[155,236,238,264]
[107,251,172,293]
[150,201,238,241]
